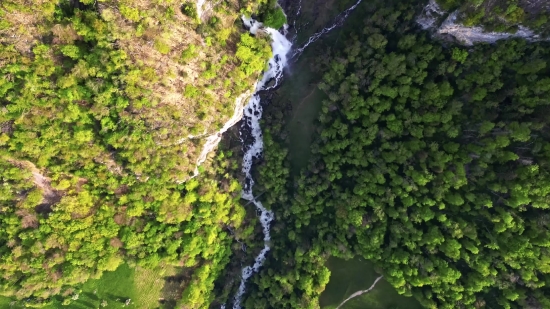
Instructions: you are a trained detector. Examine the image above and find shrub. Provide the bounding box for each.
[262,7,286,29]
[181,44,198,62]
[451,48,468,63]
[119,4,141,22]
[181,3,198,20]
[184,85,199,98]
[154,39,171,54]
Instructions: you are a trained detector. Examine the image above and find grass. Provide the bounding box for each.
[274,1,423,309]
[275,0,371,174]
[276,55,327,174]
[293,0,358,45]
[320,257,423,309]
[52,263,137,309]
[0,263,179,309]
[0,296,14,308]
[134,265,179,309]
[286,86,325,171]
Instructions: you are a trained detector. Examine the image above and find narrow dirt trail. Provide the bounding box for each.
[288,86,318,124]
[5,157,61,205]
[335,275,384,309]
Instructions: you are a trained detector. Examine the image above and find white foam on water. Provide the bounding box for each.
[196,0,206,18]
[229,1,371,306]
[242,16,263,34]
[292,0,363,59]
[230,15,292,309]
[188,0,363,184]
[180,90,253,183]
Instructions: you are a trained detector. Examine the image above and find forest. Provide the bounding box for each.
[2,0,550,308]
[243,0,550,308]
[434,0,550,34]
[0,0,276,307]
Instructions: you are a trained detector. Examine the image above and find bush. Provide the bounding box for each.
[181,3,198,20]
[184,85,199,98]
[181,44,197,62]
[154,39,171,54]
[119,4,141,22]
[262,7,286,29]
[451,48,468,63]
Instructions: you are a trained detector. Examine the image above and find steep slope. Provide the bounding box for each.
[436,0,549,33]
[418,0,550,45]
[0,0,274,307]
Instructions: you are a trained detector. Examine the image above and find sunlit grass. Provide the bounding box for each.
[0,263,182,309]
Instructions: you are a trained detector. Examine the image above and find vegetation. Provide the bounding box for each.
[0,0,272,307]
[0,263,180,308]
[241,1,550,309]
[435,0,550,34]
[262,6,287,29]
[3,0,550,308]
[319,257,422,309]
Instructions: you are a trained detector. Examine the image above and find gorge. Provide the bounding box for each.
[2,0,550,308]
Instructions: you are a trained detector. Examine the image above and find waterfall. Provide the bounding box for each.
[189,90,254,179]
[230,16,292,309]
[196,0,207,18]
[228,1,366,307]
[291,0,363,59]
[188,0,365,184]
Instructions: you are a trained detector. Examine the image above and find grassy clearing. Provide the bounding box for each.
[320,257,422,309]
[0,296,14,308]
[134,265,179,309]
[276,0,367,174]
[55,263,137,309]
[276,54,327,174]
[286,87,325,171]
[0,263,180,309]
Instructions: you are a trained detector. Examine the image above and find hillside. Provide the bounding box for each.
[3,0,550,308]
[0,0,273,307]
[436,0,550,34]
[243,0,550,308]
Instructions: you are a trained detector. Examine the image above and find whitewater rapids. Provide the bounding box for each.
[230,15,292,309]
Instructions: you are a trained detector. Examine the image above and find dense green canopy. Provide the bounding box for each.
[243,1,550,308]
[0,0,271,306]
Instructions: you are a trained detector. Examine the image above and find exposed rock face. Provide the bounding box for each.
[416,0,445,30]
[438,12,540,45]
[416,0,546,45]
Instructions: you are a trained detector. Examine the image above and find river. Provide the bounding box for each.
[224,0,443,308]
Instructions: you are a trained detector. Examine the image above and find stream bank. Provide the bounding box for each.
[258,1,424,308]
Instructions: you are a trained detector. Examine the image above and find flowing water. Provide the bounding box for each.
[223,1,547,308]
[416,0,445,30]
[196,0,207,18]
[189,0,365,184]
[187,91,253,180]
[291,0,363,59]
[228,1,365,306]
[230,15,292,309]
